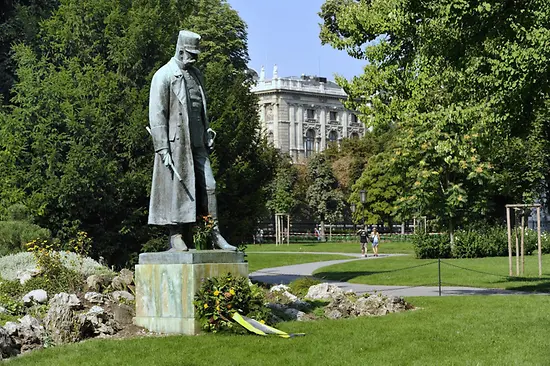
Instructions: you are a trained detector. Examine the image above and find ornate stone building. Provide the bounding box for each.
[251,65,365,162]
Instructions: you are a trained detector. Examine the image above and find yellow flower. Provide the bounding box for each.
[260,320,265,324]
[203,303,208,309]
[213,290,220,296]
[216,305,220,311]
[229,288,235,296]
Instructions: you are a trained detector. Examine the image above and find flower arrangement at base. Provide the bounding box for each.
[194,274,271,333]
[193,215,216,250]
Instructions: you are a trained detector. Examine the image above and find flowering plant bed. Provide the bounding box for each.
[193,274,270,333]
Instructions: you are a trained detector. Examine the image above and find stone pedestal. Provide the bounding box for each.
[134,250,247,335]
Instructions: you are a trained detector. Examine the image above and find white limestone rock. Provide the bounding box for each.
[111,291,134,303]
[84,292,105,304]
[305,283,344,300]
[22,289,48,305]
[269,284,290,292]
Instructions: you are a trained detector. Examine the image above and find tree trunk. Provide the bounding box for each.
[448,218,454,248]
[320,220,326,242]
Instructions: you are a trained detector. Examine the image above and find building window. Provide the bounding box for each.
[267,131,274,145]
[329,111,338,122]
[328,130,338,144]
[305,129,315,157]
[351,114,358,123]
[350,132,359,139]
[306,109,315,120]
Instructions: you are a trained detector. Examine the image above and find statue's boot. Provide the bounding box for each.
[211,227,237,251]
[168,227,189,251]
[207,191,237,251]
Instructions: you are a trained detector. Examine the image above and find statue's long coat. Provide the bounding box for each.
[147,58,209,225]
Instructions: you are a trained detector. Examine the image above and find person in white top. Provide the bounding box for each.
[371,228,380,257]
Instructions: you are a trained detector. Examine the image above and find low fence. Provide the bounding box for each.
[254,231,414,244]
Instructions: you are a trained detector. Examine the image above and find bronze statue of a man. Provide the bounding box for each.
[147,30,236,251]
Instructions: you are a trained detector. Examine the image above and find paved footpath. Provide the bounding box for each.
[248,252,541,297]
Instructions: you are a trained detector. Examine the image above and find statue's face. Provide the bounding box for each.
[177,48,198,66]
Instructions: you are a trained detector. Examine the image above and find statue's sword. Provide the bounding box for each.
[145,127,183,182]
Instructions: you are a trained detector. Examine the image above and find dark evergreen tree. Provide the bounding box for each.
[0,0,277,264]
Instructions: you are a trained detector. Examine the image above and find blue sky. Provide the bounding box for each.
[226,0,366,81]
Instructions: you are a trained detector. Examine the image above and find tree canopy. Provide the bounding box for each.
[320,0,550,235]
[0,0,60,104]
[306,154,345,239]
[0,0,277,264]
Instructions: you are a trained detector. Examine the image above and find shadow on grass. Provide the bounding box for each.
[314,261,439,282]
[314,270,382,282]
[497,276,550,293]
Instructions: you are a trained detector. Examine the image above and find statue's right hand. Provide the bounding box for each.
[158,149,173,167]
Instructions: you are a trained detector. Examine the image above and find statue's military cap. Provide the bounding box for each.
[177,30,201,54]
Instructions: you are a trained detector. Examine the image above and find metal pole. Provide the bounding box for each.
[521,213,525,276]
[276,214,280,246]
[287,215,290,246]
[506,207,513,276]
[515,220,519,276]
[438,257,442,296]
[538,207,542,277]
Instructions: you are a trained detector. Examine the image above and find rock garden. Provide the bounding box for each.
[0,249,414,361]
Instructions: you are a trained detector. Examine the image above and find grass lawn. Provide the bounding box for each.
[7,296,550,365]
[246,241,414,255]
[246,253,351,272]
[313,254,550,292]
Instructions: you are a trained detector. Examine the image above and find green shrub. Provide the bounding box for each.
[0,314,19,326]
[6,204,31,221]
[522,228,542,255]
[0,292,24,316]
[0,252,113,282]
[194,274,270,333]
[0,220,51,256]
[26,239,87,294]
[453,225,542,259]
[453,229,490,258]
[542,232,550,254]
[412,234,451,259]
[482,226,508,257]
[288,277,321,297]
[142,237,167,253]
[21,269,84,295]
[0,278,25,298]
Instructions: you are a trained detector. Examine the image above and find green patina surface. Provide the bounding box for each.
[135,251,247,335]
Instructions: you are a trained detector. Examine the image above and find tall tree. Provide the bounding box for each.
[320,0,550,240]
[0,0,277,264]
[306,154,344,241]
[323,135,377,196]
[266,156,299,216]
[0,0,60,104]
[181,0,279,244]
[349,128,404,229]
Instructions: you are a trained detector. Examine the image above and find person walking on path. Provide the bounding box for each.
[314,226,321,242]
[371,228,380,257]
[357,227,369,257]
